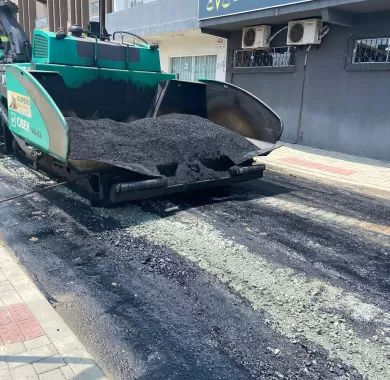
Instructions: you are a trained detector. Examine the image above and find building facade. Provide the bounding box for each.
[106,0,228,81]
[13,1,389,160]
[14,0,113,37]
[200,0,390,160]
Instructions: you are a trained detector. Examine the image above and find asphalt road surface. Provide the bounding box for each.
[0,154,389,380]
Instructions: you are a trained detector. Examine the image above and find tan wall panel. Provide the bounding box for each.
[69,0,76,25]
[59,0,68,30]
[75,0,81,25]
[21,0,30,39]
[36,3,47,18]
[81,0,89,29]
[47,0,54,31]
[106,0,113,14]
[27,0,36,37]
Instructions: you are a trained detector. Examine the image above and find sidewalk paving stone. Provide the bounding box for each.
[24,337,51,351]
[0,342,26,356]
[253,142,390,199]
[0,322,24,344]
[0,244,107,379]
[8,304,34,322]
[10,364,38,380]
[39,368,66,380]
[18,318,45,341]
[33,355,66,375]
[0,368,11,380]
[7,344,58,369]
[60,365,75,379]
[0,291,22,307]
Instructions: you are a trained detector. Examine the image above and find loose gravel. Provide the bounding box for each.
[1,153,389,380]
[104,206,390,380]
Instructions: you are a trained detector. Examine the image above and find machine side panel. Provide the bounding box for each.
[6,65,69,162]
[31,30,162,72]
[33,64,175,88]
[34,64,99,88]
[98,69,175,86]
[31,65,176,121]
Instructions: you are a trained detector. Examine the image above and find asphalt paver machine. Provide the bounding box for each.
[0,0,283,205]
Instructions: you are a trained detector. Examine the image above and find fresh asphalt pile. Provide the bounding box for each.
[67,113,260,184]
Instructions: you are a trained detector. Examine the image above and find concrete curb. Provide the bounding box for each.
[265,162,390,201]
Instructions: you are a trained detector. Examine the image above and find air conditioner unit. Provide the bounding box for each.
[287,19,323,45]
[242,25,271,49]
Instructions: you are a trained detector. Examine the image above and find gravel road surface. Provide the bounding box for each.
[0,154,388,380]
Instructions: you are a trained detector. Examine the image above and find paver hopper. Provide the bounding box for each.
[0,2,282,205]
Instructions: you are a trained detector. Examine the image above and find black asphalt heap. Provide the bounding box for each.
[67,114,261,184]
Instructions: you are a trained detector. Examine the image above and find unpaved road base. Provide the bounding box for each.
[0,154,389,380]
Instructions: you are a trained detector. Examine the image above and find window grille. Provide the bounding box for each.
[170,55,217,81]
[114,0,156,11]
[352,38,390,64]
[35,17,48,29]
[90,1,99,17]
[233,47,295,69]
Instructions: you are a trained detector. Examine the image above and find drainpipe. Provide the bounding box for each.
[294,45,311,144]
[294,27,330,144]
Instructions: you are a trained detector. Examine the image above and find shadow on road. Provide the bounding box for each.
[36,177,292,234]
[0,354,104,379]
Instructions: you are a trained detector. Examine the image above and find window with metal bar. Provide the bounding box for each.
[113,0,157,11]
[352,38,390,64]
[35,17,48,30]
[170,55,217,81]
[233,46,296,69]
[90,1,99,17]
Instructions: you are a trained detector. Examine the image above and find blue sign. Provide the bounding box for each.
[199,0,312,20]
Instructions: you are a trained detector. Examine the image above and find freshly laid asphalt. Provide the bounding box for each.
[0,154,388,380]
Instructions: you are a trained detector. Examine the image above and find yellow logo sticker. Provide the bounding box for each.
[7,90,32,118]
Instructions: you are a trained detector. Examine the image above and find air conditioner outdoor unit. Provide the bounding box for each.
[287,19,323,45]
[242,25,271,49]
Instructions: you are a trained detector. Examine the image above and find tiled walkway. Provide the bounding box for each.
[253,142,390,199]
[0,241,106,380]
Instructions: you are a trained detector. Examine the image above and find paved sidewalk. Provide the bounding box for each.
[0,241,106,380]
[254,142,390,199]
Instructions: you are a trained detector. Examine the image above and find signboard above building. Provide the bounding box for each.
[199,0,313,20]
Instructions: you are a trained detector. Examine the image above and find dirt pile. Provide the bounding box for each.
[67,114,260,184]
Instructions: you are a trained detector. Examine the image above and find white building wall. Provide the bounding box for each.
[153,31,227,82]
